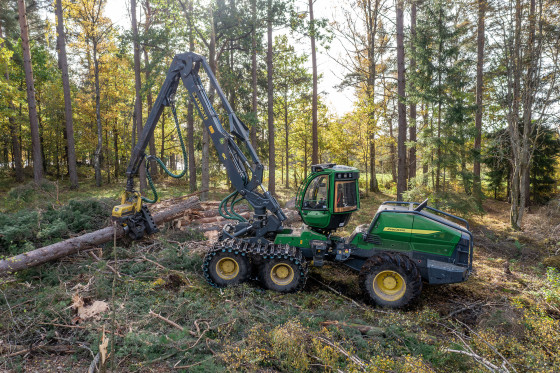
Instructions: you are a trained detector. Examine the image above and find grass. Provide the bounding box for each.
[1,176,560,372]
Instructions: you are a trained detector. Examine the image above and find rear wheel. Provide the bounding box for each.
[359,253,422,308]
[205,250,250,287]
[260,258,304,293]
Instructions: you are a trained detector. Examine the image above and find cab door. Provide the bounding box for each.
[301,174,330,228]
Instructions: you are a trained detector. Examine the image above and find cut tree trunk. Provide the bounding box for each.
[0,197,200,275]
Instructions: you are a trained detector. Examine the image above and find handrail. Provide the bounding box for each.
[381,201,470,230]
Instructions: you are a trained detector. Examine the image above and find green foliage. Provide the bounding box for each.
[0,198,111,255]
[484,125,560,203]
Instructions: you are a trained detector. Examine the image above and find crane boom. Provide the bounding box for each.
[113,52,285,241]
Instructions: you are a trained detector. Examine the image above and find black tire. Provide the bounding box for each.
[205,250,250,287]
[260,258,305,293]
[359,253,422,308]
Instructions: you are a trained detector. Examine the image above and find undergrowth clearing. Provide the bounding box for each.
[1,183,560,372]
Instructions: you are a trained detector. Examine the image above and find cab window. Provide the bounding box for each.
[334,180,357,212]
[303,175,329,210]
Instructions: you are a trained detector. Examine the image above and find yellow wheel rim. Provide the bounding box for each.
[270,263,295,286]
[216,257,239,280]
[373,270,406,302]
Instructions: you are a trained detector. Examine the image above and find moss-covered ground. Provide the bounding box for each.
[1,178,560,372]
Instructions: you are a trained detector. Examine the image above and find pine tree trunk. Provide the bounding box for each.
[131,0,147,192]
[267,0,276,195]
[55,0,78,188]
[251,0,258,148]
[309,0,318,165]
[396,0,407,200]
[473,0,485,203]
[17,0,43,183]
[408,0,417,185]
[187,0,197,192]
[93,41,103,187]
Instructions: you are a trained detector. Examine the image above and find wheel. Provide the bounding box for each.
[359,253,422,308]
[260,258,304,293]
[205,250,250,287]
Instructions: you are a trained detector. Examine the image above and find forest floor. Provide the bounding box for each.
[1,178,560,372]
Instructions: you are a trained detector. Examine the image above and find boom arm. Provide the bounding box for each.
[118,52,286,240]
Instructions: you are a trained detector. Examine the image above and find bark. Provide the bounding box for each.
[55,0,78,189]
[408,0,417,184]
[309,0,319,165]
[266,0,276,195]
[473,0,486,203]
[0,197,200,275]
[187,0,197,192]
[93,40,103,187]
[250,0,258,148]
[396,0,407,200]
[389,111,397,182]
[17,0,43,183]
[131,0,147,192]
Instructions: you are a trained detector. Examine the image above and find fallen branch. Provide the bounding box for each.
[149,310,185,332]
[445,349,509,373]
[0,197,200,275]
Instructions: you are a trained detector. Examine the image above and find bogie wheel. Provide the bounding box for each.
[260,258,304,293]
[205,250,250,287]
[359,253,422,308]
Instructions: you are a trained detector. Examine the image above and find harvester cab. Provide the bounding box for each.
[296,163,360,234]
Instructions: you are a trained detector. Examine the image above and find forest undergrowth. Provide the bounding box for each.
[1,181,560,372]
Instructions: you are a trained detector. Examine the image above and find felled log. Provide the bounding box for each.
[191,209,302,233]
[0,197,200,275]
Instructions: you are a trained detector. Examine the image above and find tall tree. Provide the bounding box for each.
[187,0,197,192]
[267,0,276,195]
[142,0,158,176]
[55,0,78,189]
[0,22,23,182]
[309,0,318,165]
[396,0,407,200]
[408,0,417,184]
[473,0,485,203]
[250,0,258,148]
[17,0,43,183]
[131,0,147,192]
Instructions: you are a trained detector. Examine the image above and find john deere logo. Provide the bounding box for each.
[220,138,225,144]
[384,227,440,235]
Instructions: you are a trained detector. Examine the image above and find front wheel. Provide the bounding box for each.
[204,250,250,287]
[359,253,422,308]
[260,258,306,293]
